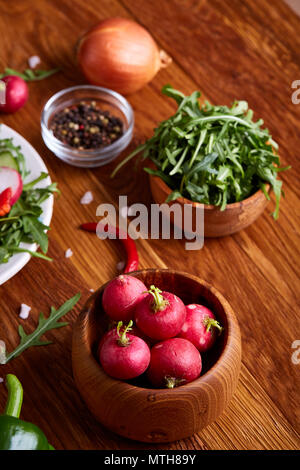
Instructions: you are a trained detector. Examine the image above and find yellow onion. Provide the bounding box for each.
[77,17,172,95]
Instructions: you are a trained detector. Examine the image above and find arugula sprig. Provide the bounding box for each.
[0,138,59,263]
[0,67,59,82]
[112,85,290,219]
[1,293,81,364]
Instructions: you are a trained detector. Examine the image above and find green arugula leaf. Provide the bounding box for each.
[4,293,81,363]
[0,247,9,263]
[0,67,59,82]
[166,190,183,202]
[7,247,52,261]
[22,216,49,253]
[22,172,49,191]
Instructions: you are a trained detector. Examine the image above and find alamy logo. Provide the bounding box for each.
[291,340,300,365]
[0,80,6,104]
[291,80,300,105]
[95,196,204,250]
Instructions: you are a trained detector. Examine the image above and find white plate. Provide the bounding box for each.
[0,124,53,285]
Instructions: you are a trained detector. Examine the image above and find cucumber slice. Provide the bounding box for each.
[0,151,18,171]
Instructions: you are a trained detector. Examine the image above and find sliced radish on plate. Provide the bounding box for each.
[0,166,23,208]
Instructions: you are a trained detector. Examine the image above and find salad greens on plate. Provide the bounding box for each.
[0,137,58,264]
[113,85,290,219]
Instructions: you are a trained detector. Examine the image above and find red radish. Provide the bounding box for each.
[134,285,186,340]
[102,275,147,321]
[178,304,223,352]
[97,327,115,356]
[99,320,150,380]
[147,338,202,388]
[98,322,153,354]
[0,75,29,113]
[0,166,23,212]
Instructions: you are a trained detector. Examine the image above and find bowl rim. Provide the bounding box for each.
[76,268,241,393]
[148,163,270,211]
[40,85,134,161]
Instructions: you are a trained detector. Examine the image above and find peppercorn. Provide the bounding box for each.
[50,102,124,149]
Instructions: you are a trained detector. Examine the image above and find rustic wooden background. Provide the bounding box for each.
[0,0,299,450]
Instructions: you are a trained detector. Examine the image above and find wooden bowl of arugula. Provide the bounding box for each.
[113,85,289,237]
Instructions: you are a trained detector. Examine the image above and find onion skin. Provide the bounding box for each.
[77,17,171,95]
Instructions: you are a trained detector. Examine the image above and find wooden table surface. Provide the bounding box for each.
[0,0,299,451]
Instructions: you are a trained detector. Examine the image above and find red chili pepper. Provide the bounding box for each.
[0,188,12,217]
[80,222,139,273]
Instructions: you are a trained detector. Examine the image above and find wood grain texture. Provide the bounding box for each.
[0,0,299,450]
[72,269,242,442]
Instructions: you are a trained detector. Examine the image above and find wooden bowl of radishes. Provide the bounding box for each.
[72,269,242,443]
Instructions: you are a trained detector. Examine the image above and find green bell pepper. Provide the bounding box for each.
[0,374,54,450]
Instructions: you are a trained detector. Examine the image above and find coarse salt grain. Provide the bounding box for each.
[65,248,73,258]
[28,55,41,68]
[89,288,95,292]
[19,304,31,320]
[0,340,6,365]
[0,377,3,384]
[80,191,93,205]
[116,261,125,271]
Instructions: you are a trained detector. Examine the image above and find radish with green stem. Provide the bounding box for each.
[102,275,147,322]
[98,323,154,355]
[147,338,202,388]
[99,320,151,380]
[178,304,223,352]
[134,285,186,340]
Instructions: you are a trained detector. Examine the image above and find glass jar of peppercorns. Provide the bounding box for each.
[41,86,134,168]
